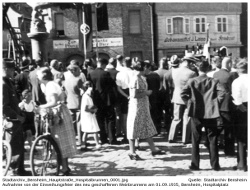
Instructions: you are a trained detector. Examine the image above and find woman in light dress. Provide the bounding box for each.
[36,67,77,176]
[81,81,101,149]
[127,60,165,160]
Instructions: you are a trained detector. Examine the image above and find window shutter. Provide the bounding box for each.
[185,18,190,34]
[55,13,64,31]
[166,18,172,34]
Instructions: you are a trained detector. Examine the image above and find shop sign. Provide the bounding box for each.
[164,35,235,43]
[93,38,123,47]
[53,39,79,49]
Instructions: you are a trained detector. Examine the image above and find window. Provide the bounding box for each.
[55,13,64,36]
[130,51,143,60]
[216,16,227,32]
[129,10,141,34]
[194,17,206,33]
[166,17,190,34]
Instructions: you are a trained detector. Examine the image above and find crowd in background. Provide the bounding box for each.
[2,50,248,176]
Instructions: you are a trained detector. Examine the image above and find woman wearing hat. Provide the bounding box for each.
[35,67,77,175]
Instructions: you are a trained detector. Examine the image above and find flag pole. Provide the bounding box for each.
[95,5,99,59]
[206,23,210,64]
[82,5,87,60]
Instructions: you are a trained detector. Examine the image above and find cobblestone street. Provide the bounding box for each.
[19,133,248,177]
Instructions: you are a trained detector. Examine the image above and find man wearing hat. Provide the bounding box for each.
[2,58,30,176]
[14,59,31,101]
[168,53,198,144]
[162,55,180,133]
[116,55,124,71]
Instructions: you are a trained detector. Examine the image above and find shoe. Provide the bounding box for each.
[212,166,221,171]
[189,165,200,171]
[135,146,146,151]
[224,152,235,157]
[109,141,120,145]
[232,166,247,172]
[128,153,141,160]
[168,140,175,143]
[80,147,91,151]
[61,170,70,176]
[101,140,109,145]
[17,170,32,176]
[121,138,129,144]
[151,149,165,156]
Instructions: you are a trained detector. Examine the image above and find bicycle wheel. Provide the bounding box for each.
[2,140,12,176]
[30,135,61,176]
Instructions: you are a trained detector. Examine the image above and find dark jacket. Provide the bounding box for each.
[89,68,116,108]
[29,69,46,105]
[213,69,237,112]
[181,74,225,119]
[14,70,31,100]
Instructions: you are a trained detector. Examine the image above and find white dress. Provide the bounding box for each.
[81,90,100,133]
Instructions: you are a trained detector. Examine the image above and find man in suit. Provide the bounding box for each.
[181,60,225,171]
[163,55,180,133]
[2,58,30,176]
[213,57,236,156]
[168,53,197,144]
[90,58,118,145]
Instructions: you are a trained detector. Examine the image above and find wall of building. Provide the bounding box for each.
[155,3,242,59]
[122,3,153,61]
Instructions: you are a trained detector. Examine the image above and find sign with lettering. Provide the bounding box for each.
[164,35,235,43]
[93,38,123,47]
[53,40,79,49]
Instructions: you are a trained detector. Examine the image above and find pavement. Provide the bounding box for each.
[15,132,247,177]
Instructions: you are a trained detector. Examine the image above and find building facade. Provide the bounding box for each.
[154,3,243,60]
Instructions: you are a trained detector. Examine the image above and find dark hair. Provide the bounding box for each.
[197,60,210,72]
[133,61,145,72]
[144,60,152,69]
[236,59,247,73]
[116,55,123,62]
[124,57,132,67]
[39,67,54,81]
[109,58,117,67]
[35,59,44,67]
[98,58,108,65]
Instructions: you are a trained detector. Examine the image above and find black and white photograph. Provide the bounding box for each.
[1,0,249,189]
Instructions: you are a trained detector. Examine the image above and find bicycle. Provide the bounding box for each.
[30,110,62,176]
[2,117,13,176]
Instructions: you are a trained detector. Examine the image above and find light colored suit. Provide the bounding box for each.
[168,66,197,143]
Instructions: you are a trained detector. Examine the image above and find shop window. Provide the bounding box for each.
[130,51,143,60]
[216,16,227,32]
[129,10,141,34]
[55,13,65,36]
[166,16,189,34]
[194,17,206,33]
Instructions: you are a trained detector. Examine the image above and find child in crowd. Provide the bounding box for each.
[81,81,101,150]
[18,89,36,149]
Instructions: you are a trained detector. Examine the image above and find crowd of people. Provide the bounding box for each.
[2,51,248,176]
